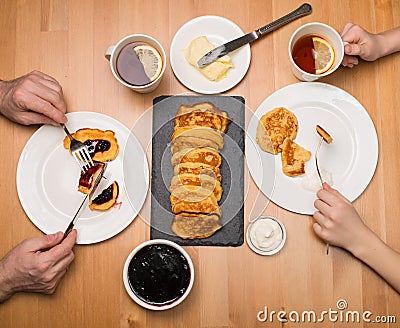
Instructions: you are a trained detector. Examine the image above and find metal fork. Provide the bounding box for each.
[315,137,330,255]
[61,124,94,172]
[315,137,324,185]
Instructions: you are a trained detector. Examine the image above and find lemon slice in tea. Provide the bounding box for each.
[312,37,335,75]
[134,45,163,81]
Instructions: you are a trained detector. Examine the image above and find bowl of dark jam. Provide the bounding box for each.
[123,239,194,310]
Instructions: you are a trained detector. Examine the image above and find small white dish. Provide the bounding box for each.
[246,216,286,256]
[170,15,251,94]
[123,239,194,310]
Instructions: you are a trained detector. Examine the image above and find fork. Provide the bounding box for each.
[315,137,330,255]
[61,124,94,172]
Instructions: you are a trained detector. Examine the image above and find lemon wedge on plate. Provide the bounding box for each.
[134,45,163,81]
[312,36,335,75]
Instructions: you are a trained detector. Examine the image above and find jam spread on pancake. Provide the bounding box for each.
[84,139,111,157]
[91,184,113,205]
[79,163,103,190]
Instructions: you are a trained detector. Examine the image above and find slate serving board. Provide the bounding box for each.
[150,95,245,246]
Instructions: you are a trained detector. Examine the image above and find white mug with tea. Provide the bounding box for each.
[105,34,166,93]
[288,22,345,81]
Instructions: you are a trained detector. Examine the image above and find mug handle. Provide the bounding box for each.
[105,45,115,60]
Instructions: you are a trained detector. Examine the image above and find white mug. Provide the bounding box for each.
[105,34,166,93]
[288,22,345,82]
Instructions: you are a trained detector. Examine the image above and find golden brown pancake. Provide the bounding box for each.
[63,128,119,162]
[170,193,220,215]
[170,173,222,201]
[89,181,119,211]
[281,138,311,177]
[171,126,224,149]
[176,102,230,133]
[171,136,220,153]
[171,147,222,167]
[256,107,298,154]
[173,162,221,182]
[171,213,222,239]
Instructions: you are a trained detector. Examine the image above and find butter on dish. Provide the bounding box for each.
[184,36,233,82]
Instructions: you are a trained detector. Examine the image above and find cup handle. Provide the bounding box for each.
[105,45,115,61]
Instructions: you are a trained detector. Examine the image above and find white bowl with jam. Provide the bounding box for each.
[246,216,287,255]
[123,239,194,310]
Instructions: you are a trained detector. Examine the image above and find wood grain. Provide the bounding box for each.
[0,0,399,327]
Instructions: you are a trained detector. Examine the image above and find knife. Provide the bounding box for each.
[197,3,312,68]
[62,163,107,239]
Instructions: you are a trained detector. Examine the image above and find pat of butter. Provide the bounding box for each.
[184,36,233,82]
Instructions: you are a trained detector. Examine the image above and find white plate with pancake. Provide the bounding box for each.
[170,15,251,94]
[17,112,149,244]
[246,82,378,215]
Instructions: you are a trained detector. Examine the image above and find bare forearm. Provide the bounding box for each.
[0,260,14,303]
[351,233,400,293]
[378,26,400,58]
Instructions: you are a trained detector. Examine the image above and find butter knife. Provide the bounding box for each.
[63,163,107,239]
[197,3,312,68]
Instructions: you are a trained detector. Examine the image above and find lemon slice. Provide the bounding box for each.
[133,45,163,81]
[312,36,335,75]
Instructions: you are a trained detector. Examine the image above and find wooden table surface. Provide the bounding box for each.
[1,0,399,327]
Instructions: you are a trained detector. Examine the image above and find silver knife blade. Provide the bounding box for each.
[197,3,312,68]
[197,32,258,68]
[63,163,107,238]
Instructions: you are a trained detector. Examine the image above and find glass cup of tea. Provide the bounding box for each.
[288,22,346,81]
[105,34,166,93]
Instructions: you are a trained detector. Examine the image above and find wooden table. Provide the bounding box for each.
[1,0,399,327]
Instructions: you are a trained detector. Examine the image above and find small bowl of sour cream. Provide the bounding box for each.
[246,216,286,255]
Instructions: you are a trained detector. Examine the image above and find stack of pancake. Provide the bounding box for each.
[169,102,230,239]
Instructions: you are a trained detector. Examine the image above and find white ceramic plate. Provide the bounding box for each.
[170,15,251,94]
[246,82,378,215]
[17,112,149,244]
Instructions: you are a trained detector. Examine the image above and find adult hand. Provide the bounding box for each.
[341,23,385,67]
[313,183,374,254]
[0,230,77,302]
[0,71,67,125]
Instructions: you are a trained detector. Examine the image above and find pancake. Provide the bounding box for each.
[170,173,222,201]
[171,126,224,149]
[171,147,222,167]
[170,193,220,215]
[171,136,220,153]
[171,175,222,201]
[176,102,230,133]
[89,181,119,211]
[78,162,105,194]
[256,107,298,154]
[281,138,311,177]
[63,128,119,162]
[170,185,215,203]
[173,162,221,182]
[171,213,222,239]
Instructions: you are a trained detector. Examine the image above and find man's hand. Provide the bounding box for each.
[0,230,77,302]
[0,71,67,125]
